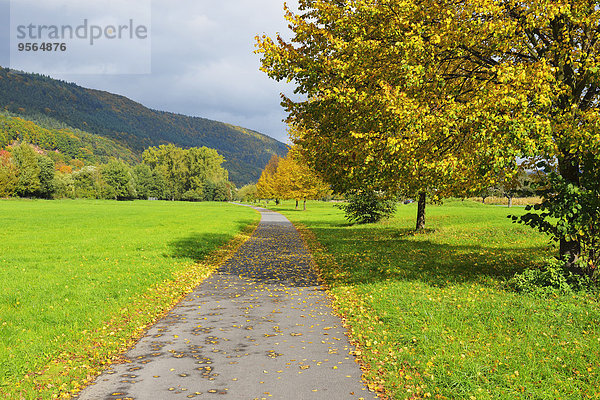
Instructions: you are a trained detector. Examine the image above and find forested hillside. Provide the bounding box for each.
[0,112,138,165]
[0,68,288,185]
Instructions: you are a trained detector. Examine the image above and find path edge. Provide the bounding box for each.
[11,209,262,400]
[287,219,387,399]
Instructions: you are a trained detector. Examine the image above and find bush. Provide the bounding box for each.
[53,173,75,199]
[336,190,396,224]
[181,189,203,202]
[508,257,596,295]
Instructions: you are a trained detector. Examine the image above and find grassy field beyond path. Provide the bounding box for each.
[272,200,600,399]
[0,200,258,398]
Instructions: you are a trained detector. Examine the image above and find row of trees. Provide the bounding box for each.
[257,0,600,276]
[0,143,233,201]
[255,147,331,209]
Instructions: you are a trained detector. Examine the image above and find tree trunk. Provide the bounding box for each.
[507,196,512,208]
[558,153,582,272]
[295,199,299,210]
[416,192,426,231]
[275,198,280,205]
[482,196,486,204]
[303,199,307,211]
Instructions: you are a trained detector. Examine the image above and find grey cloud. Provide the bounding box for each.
[7,0,298,143]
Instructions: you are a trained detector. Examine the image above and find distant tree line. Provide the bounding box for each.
[0,142,233,202]
[478,169,540,207]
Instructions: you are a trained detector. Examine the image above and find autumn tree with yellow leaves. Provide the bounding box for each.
[256,0,517,231]
[257,148,330,210]
[256,155,281,203]
[273,148,331,210]
[257,0,600,275]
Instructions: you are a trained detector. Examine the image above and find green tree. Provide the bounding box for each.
[0,150,18,197]
[186,147,228,190]
[236,184,258,202]
[132,164,154,200]
[143,144,188,200]
[101,160,136,200]
[12,143,41,197]
[213,180,233,202]
[143,144,230,201]
[148,169,170,200]
[53,172,75,199]
[73,166,102,199]
[202,181,216,202]
[9,143,56,198]
[37,155,55,199]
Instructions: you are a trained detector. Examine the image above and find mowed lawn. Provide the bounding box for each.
[273,200,600,399]
[0,200,258,397]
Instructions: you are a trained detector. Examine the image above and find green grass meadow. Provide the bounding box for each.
[0,200,259,398]
[272,200,600,399]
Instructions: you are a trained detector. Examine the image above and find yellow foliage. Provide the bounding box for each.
[256,0,600,198]
[256,144,331,206]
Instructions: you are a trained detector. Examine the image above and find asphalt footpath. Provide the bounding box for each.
[76,206,377,400]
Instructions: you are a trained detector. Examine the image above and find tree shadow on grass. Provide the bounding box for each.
[308,223,551,288]
[168,233,233,262]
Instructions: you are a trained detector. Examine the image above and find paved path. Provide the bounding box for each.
[77,207,375,400]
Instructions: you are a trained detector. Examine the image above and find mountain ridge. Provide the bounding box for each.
[0,67,288,185]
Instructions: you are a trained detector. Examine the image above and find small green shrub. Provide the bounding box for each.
[182,189,203,202]
[508,257,596,294]
[336,190,396,224]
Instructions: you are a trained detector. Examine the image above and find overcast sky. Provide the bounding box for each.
[0,0,299,143]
